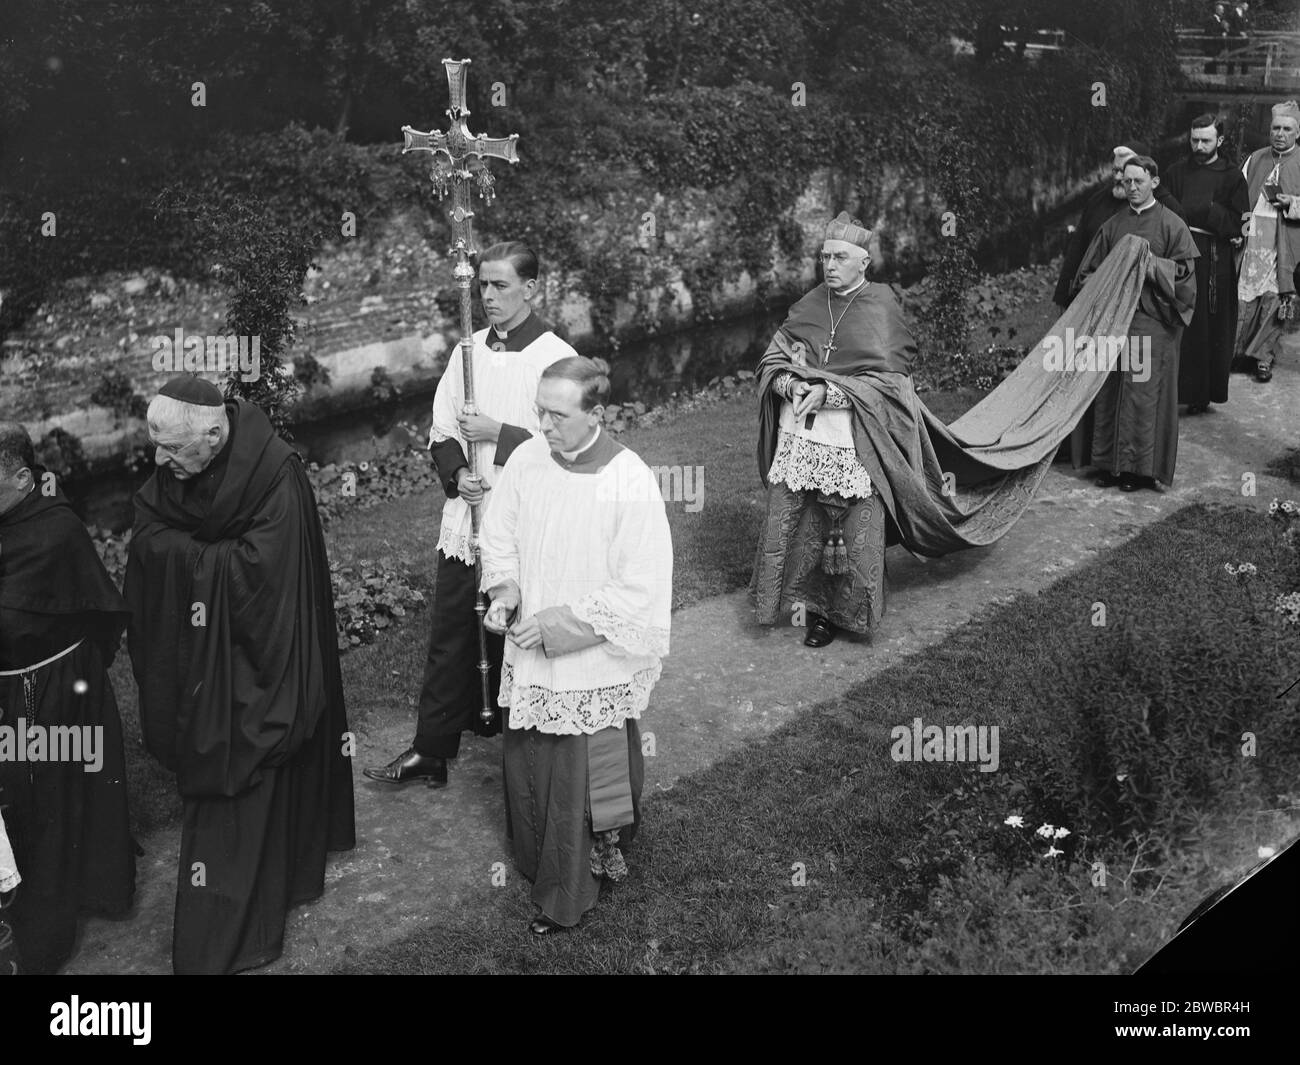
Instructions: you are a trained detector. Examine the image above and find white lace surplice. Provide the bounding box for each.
[1240,192,1283,302]
[479,437,674,736]
[0,806,19,893]
[429,328,576,564]
[1239,165,1300,303]
[767,371,872,499]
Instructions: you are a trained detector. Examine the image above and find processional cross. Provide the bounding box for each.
[402,58,519,724]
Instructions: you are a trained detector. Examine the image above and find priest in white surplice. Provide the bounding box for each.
[481,356,673,934]
[364,242,578,788]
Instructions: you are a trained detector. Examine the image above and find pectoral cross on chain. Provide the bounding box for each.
[805,335,837,428]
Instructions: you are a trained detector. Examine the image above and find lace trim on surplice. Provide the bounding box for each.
[501,660,663,735]
[437,526,477,566]
[768,430,871,498]
[572,596,670,657]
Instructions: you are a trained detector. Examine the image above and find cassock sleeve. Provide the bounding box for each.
[570,461,673,658]
[1200,171,1252,237]
[1155,184,1186,221]
[428,354,468,495]
[536,605,606,657]
[493,422,534,467]
[1145,215,1200,327]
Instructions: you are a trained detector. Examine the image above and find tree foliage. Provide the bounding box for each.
[2,0,1189,353]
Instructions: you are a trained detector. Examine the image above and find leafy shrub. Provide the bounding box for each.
[330,557,426,652]
[1021,505,1300,851]
[89,525,131,585]
[89,370,148,421]
[294,352,332,390]
[36,427,89,480]
[308,447,441,527]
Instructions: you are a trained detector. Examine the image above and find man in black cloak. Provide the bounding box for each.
[124,375,355,974]
[0,422,134,973]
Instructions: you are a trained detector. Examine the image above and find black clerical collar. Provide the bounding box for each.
[486,309,548,352]
[1129,198,1159,215]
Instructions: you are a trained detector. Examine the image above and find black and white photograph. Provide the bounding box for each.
[0,0,1297,1029]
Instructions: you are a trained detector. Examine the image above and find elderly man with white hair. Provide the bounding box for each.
[751,212,916,648]
[123,374,355,974]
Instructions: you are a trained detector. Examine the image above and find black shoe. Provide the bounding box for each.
[1095,471,1121,488]
[529,915,567,936]
[1185,404,1205,415]
[804,614,836,647]
[1256,365,1273,383]
[1118,473,1142,493]
[362,748,448,787]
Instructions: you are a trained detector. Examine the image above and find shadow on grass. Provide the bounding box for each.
[337,502,1300,974]
[1266,446,1300,487]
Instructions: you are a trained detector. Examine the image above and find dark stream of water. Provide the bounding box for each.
[71,304,790,532]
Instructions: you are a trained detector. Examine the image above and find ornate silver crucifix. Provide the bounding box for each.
[401,58,519,724]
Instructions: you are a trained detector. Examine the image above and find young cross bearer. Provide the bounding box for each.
[481,356,673,934]
[364,242,578,787]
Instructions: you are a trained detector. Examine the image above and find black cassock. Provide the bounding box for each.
[1054,183,1185,466]
[0,474,134,973]
[125,397,355,974]
[1163,155,1250,407]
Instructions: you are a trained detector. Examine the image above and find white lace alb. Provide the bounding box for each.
[573,595,670,658]
[501,660,663,735]
[768,430,872,498]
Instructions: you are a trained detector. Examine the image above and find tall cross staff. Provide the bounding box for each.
[402,58,519,725]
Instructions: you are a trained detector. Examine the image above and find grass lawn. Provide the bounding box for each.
[336,502,1300,974]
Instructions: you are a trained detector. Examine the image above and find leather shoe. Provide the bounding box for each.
[362,748,448,787]
[529,915,567,936]
[1095,471,1120,488]
[1184,404,1205,415]
[1256,365,1273,383]
[804,614,836,647]
[1118,473,1142,492]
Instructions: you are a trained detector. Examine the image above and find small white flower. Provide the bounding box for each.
[1003,815,1025,828]
[1275,592,1300,625]
[1259,845,1277,859]
[1035,823,1055,839]
[1224,563,1237,576]
[1116,772,1128,782]
[1043,845,1063,859]
[1053,827,1071,840]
